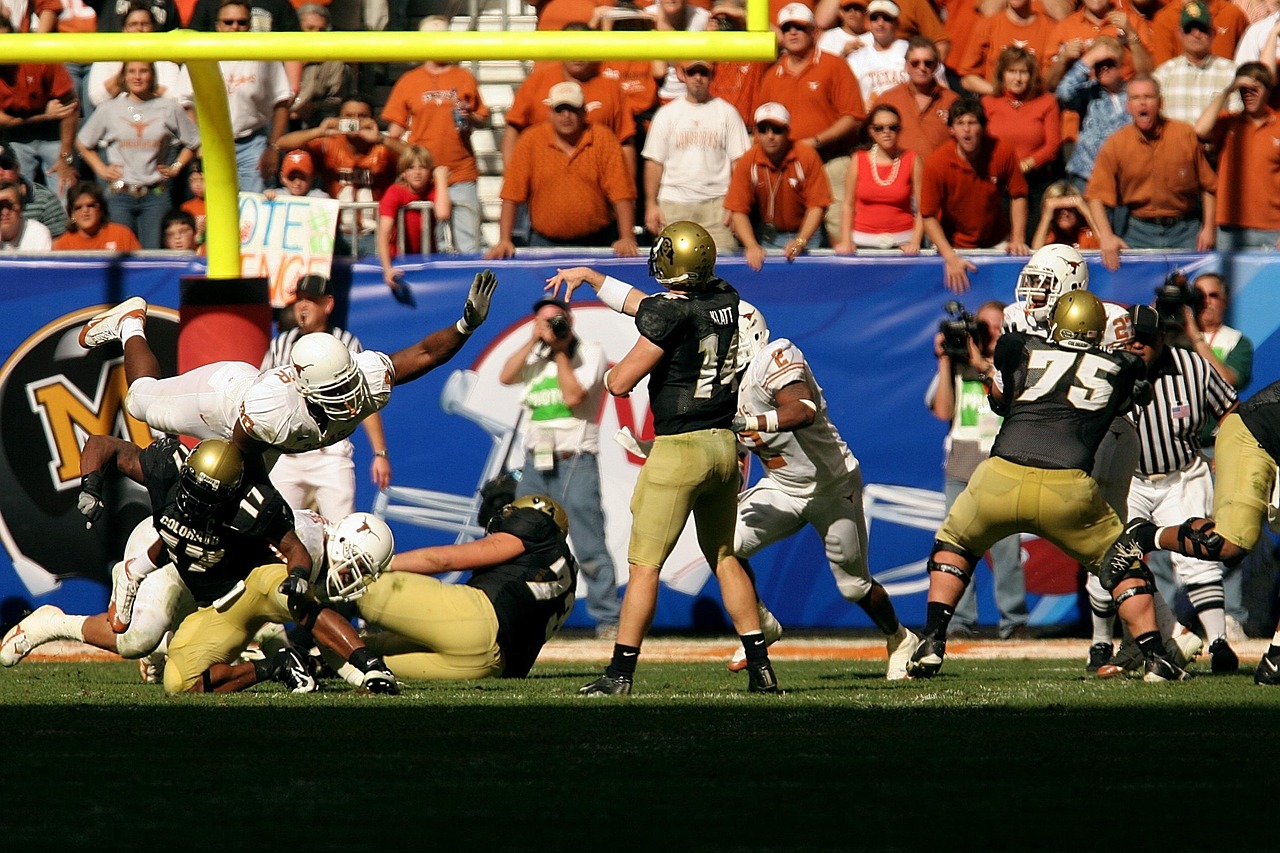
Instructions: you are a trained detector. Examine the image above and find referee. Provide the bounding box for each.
[1125,304,1239,672]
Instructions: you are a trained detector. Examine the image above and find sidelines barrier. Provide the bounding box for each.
[2,250,1277,632]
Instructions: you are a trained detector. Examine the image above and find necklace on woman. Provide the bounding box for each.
[868,144,901,187]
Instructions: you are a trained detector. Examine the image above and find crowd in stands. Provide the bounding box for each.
[3,0,1279,278]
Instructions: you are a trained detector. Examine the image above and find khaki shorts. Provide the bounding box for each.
[1211,413,1278,552]
[938,456,1121,572]
[629,429,739,570]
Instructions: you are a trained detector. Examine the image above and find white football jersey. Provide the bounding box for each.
[1002,299,1129,350]
[736,338,858,497]
[286,509,329,585]
[238,350,394,453]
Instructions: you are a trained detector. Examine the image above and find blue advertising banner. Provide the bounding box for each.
[0,250,1271,633]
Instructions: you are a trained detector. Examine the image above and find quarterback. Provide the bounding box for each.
[77,269,498,469]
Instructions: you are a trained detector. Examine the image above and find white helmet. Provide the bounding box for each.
[735,300,769,372]
[291,332,370,420]
[324,512,395,602]
[1014,243,1088,324]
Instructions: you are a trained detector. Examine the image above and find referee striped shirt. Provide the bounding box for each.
[260,326,363,370]
[1130,345,1237,476]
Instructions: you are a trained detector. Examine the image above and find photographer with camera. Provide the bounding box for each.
[499,297,620,639]
[925,299,1029,639]
[1160,272,1253,393]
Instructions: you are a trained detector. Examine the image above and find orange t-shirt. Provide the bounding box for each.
[759,50,865,150]
[500,122,636,240]
[1148,0,1248,66]
[600,61,659,121]
[921,137,1028,248]
[956,11,1059,81]
[1047,10,1153,82]
[872,82,960,156]
[711,61,769,129]
[380,63,489,185]
[505,63,637,144]
[724,141,833,232]
[53,222,141,251]
[533,0,616,31]
[1084,120,1217,218]
[303,137,401,201]
[941,0,986,73]
[1207,108,1280,229]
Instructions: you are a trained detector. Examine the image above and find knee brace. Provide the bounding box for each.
[1113,583,1157,608]
[824,530,872,602]
[927,558,972,587]
[1177,519,1225,562]
[124,377,156,421]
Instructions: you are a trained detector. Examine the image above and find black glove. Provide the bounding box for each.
[456,268,498,335]
[1131,378,1153,408]
[730,414,749,433]
[278,566,311,600]
[78,470,106,529]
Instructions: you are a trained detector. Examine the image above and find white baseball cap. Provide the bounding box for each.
[753,102,791,127]
[777,2,815,27]
[547,81,585,110]
[867,0,900,17]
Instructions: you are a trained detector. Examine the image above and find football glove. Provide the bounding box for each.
[278,566,311,600]
[78,470,107,529]
[456,268,498,335]
[730,414,749,433]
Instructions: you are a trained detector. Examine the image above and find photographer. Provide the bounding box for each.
[1168,272,1253,393]
[924,299,1029,639]
[499,298,621,638]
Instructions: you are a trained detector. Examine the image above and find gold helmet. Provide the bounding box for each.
[503,494,569,536]
[1048,290,1105,351]
[648,220,716,290]
[177,438,244,517]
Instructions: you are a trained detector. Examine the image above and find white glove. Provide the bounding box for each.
[614,426,654,459]
[456,268,498,335]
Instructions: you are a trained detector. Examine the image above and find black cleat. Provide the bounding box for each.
[579,674,632,696]
[270,648,318,693]
[1086,642,1113,673]
[906,635,946,679]
[1143,654,1192,682]
[1100,517,1155,584]
[1096,642,1143,679]
[747,661,781,694]
[1254,648,1280,685]
[1209,638,1240,674]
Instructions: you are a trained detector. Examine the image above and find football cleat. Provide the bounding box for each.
[1254,648,1280,685]
[578,674,633,696]
[1143,654,1192,683]
[1100,518,1155,584]
[360,666,401,695]
[747,661,781,694]
[886,626,922,681]
[0,604,65,667]
[727,604,783,672]
[1086,642,1113,673]
[1169,628,1203,668]
[1096,642,1143,679]
[137,655,165,685]
[269,648,318,693]
[79,296,147,349]
[906,634,946,679]
[1208,638,1240,674]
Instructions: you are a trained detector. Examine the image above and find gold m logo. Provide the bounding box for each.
[26,360,154,489]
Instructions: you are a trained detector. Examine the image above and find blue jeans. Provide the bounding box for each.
[758,227,823,251]
[10,138,66,199]
[516,452,621,628]
[1120,215,1200,250]
[106,185,171,249]
[945,474,1028,637]
[234,130,268,193]
[1217,225,1280,252]
[443,180,482,254]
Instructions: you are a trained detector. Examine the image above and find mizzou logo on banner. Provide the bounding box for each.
[0,306,178,587]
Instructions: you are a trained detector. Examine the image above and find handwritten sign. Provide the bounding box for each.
[238,192,340,309]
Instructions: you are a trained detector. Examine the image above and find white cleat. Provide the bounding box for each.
[0,604,65,666]
[79,296,147,349]
[886,626,923,681]
[1170,628,1203,669]
[728,603,784,672]
[137,651,166,684]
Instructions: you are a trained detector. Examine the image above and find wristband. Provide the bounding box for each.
[598,275,635,313]
[757,409,780,433]
[455,319,473,335]
[374,450,389,458]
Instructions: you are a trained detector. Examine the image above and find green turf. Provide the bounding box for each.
[3,657,1276,851]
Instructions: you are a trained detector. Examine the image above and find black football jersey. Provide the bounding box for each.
[634,279,739,435]
[468,507,579,678]
[140,436,296,604]
[991,333,1145,471]
[1238,379,1280,461]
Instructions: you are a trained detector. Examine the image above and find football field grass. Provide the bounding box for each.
[3,641,1277,852]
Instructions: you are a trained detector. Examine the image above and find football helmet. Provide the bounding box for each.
[176,438,243,517]
[1049,290,1106,351]
[324,512,395,602]
[648,220,716,290]
[736,300,770,372]
[291,332,371,421]
[490,494,569,536]
[1015,243,1088,324]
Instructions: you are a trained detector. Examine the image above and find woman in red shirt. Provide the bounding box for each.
[1031,180,1101,250]
[53,182,141,251]
[981,46,1060,221]
[834,104,922,254]
[377,145,452,294]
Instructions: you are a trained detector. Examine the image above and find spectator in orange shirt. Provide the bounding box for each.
[1194,61,1280,249]
[531,0,615,31]
[1086,75,1217,269]
[380,38,489,254]
[53,182,142,251]
[1031,179,1104,248]
[982,46,1062,217]
[1149,0,1249,66]
[485,81,638,259]
[921,98,1030,292]
[1043,0,1155,91]
[958,0,1059,94]
[708,1,771,127]
[724,102,833,270]
[873,36,960,156]
[761,2,866,244]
